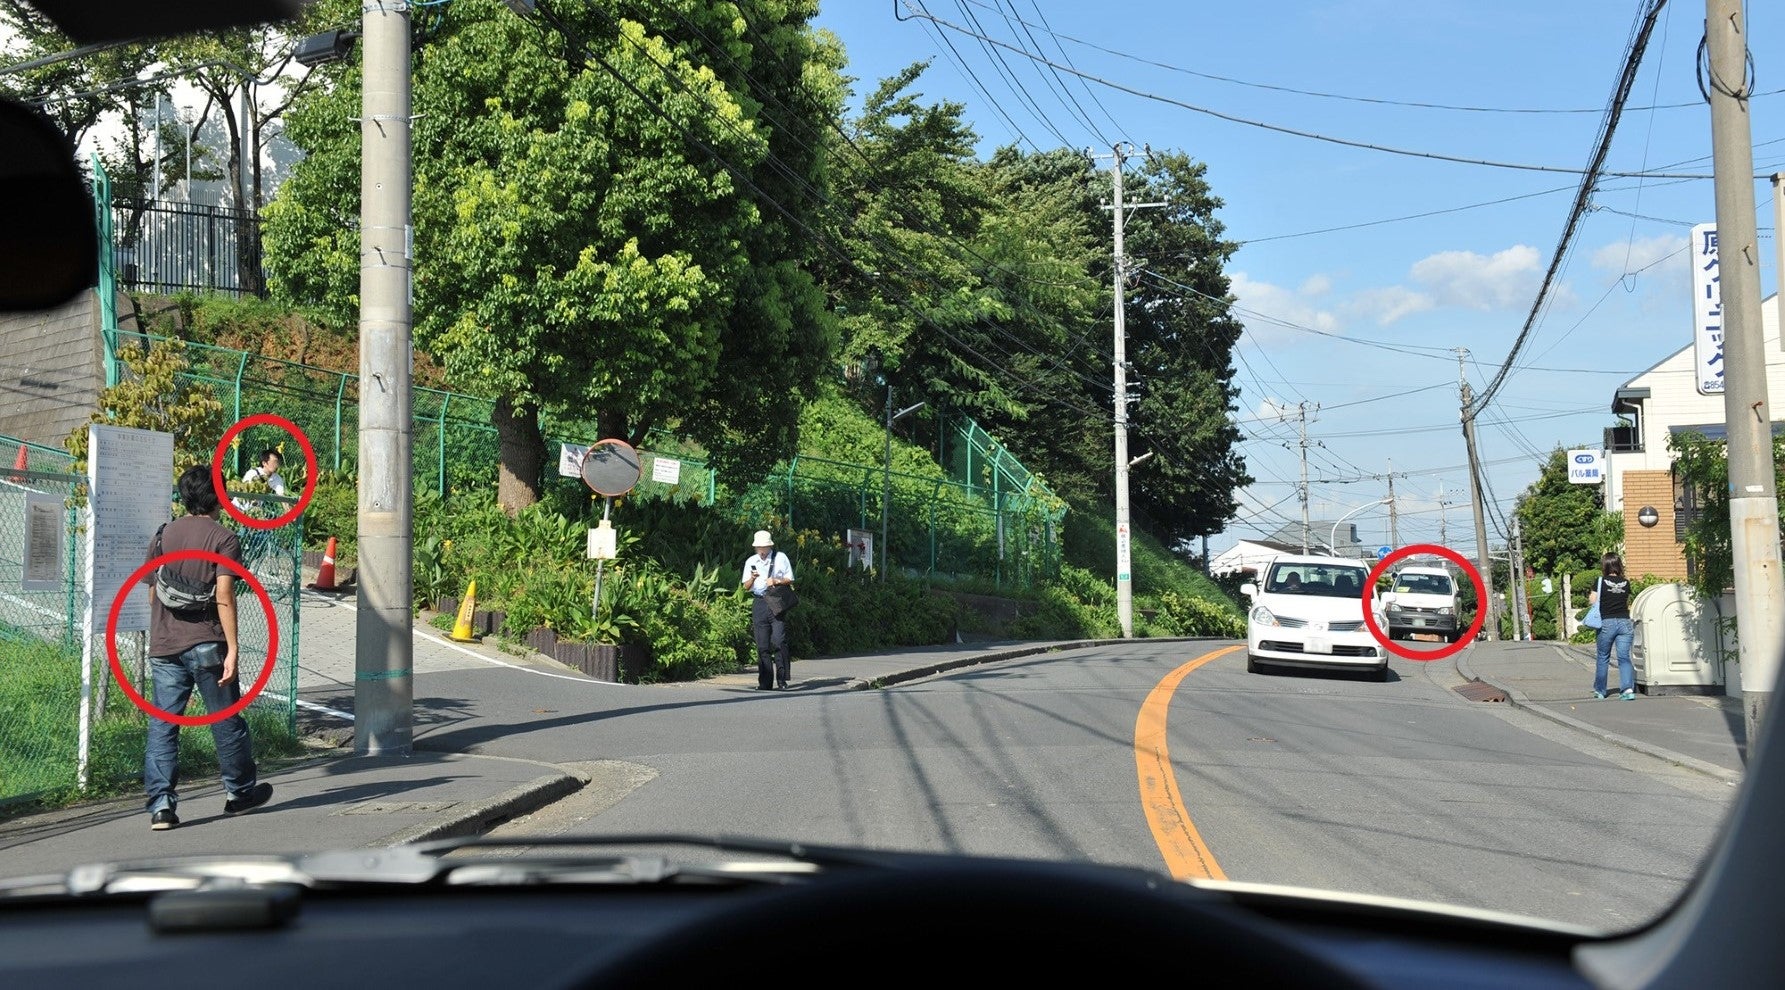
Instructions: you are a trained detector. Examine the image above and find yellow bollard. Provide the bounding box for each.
[450,580,480,642]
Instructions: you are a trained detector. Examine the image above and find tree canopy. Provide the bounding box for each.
[264,0,842,510]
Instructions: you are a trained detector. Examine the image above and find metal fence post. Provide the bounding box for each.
[334,374,347,472]
[438,394,450,497]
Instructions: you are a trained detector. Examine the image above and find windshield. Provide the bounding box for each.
[0,0,1753,949]
[1393,572,1455,596]
[1265,562,1368,599]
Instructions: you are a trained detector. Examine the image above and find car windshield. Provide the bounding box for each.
[1394,573,1454,596]
[0,0,1758,954]
[1265,562,1367,598]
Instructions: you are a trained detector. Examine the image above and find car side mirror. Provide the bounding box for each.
[0,97,98,311]
[1239,583,1257,598]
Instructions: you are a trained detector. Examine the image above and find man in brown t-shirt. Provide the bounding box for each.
[139,465,273,831]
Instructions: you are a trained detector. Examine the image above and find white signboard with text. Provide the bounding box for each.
[1566,449,1605,485]
[1692,222,1725,395]
[86,424,173,633]
[558,442,590,478]
[651,455,681,485]
[22,493,65,592]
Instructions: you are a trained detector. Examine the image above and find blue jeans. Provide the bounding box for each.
[144,641,258,815]
[1594,617,1635,695]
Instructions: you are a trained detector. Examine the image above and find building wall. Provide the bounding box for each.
[1620,469,1687,580]
[0,290,103,448]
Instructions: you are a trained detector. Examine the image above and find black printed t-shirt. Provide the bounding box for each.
[143,514,242,659]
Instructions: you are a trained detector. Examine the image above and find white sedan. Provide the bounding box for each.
[1242,555,1390,681]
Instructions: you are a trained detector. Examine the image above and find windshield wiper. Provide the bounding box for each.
[0,833,884,900]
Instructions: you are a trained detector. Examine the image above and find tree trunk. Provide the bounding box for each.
[493,394,544,514]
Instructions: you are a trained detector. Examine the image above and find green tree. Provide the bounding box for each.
[62,337,227,483]
[1514,446,1619,575]
[264,0,841,511]
[1101,150,1250,553]
[1669,430,1785,601]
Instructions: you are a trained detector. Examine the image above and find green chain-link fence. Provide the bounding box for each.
[0,432,299,806]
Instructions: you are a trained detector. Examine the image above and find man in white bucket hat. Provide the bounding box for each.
[740,529,796,689]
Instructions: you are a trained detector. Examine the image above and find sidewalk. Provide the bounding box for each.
[0,638,1134,876]
[1457,638,1746,783]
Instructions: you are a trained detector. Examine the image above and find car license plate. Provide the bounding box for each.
[1305,637,1333,654]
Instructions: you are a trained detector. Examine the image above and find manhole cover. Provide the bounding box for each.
[1454,680,1508,703]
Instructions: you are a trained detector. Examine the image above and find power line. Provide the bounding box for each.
[1467,0,1670,417]
[950,0,1773,117]
[897,1,1722,180]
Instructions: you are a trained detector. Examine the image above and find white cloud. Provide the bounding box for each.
[1230,271,1342,341]
[1409,244,1543,310]
[1346,285,1434,326]
[1590,233,1684,275]
[1251,397,1297,421]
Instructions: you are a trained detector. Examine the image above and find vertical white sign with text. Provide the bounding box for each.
[1692,222,1725,395]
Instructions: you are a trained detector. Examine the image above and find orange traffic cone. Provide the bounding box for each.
[8,444,25,481]
[308,536,343,591]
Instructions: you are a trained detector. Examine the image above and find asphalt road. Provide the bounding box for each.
[300,636,1734,933]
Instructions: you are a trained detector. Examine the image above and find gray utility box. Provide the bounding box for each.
[1629,583,1727,696]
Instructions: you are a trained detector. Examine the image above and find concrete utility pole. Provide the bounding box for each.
[1707,0,1781,736]
[1386,459,1400,548]
[1511,514,1527,641]
[355,1,414,756]
[1287,401,1318,554]
[1460,374,1498,639]
[1103,143,1166,638]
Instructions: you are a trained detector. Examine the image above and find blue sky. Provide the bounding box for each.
[811,1,1785,559]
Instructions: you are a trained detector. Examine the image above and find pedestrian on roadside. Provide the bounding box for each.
[740,529,796,690]
[139,465,274,831]
[241,448,287,496]
[236,448,287,580]
[1589,551,1636,701]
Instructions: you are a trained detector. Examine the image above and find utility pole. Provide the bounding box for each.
[1708,0,1781,737]
[1459,349,1499,641]
[1386,459,1400,548]
[1102,143,1166,638]
[355,0,414,756]
[1511,514,1527,641]
[1284,401,1318,554]
[1437,480,1448,546]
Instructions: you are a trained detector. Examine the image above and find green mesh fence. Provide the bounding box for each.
[0,433,299,804]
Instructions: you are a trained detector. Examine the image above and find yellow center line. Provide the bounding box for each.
[1133,643,1242,882]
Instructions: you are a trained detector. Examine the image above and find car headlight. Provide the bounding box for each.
[1438,607,1454,616]
[1386,603,1404,614]
[1249,605,1278,626]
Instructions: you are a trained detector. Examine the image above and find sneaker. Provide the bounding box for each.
[1593,690,1607,700]
[150,809,179,831]
[1621,689,1636,701]
[223,782,274,815]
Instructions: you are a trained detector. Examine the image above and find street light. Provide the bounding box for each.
[1329,497,1392,560]
[884,391,924,581]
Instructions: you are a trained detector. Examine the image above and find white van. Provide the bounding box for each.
[1382,565,1461,642]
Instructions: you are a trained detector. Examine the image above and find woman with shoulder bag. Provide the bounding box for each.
[1589,552,1636,701]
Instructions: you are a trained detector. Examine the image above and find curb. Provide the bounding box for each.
[1457,646,1742,785]
[369,769,589,847]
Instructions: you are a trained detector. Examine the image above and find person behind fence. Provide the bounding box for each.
[139,465,274,831]
[1589,551,1636,701]
[741,529,796,691]
[242,448,287,497]
[235,448,286,579]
